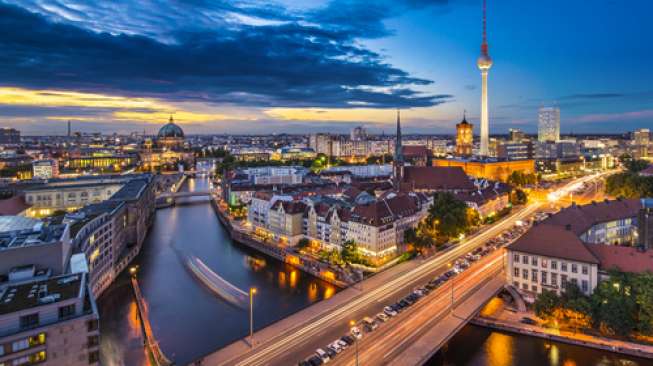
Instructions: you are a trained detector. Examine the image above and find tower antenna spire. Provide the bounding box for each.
[481,0,488,56]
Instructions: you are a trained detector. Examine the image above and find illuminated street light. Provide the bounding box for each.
[249,287,257,347]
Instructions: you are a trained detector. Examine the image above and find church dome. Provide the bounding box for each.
[158,117,184,138]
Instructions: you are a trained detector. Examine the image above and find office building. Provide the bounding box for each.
[538,107,560,142]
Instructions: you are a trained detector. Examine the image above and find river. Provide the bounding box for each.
[98,177,337,366]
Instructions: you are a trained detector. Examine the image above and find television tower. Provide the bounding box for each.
[477,0,492,156]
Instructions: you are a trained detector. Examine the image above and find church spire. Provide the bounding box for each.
[393,109,404,187]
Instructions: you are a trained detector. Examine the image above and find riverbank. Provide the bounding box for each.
[210,197,348,288]
[472,310,653,360]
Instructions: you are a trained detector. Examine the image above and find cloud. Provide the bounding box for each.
[0,1,449,110]
[571,109,653,123]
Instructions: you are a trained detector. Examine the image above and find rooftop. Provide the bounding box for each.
[0,273,83,315]
[542,198,640,236]
[508,224,600,264]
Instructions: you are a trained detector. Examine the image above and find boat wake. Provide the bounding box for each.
[184,255,248,309]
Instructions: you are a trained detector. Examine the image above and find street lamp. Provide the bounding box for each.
[249,287,257,347]
[129,266,138,278]
[349,320,359,366]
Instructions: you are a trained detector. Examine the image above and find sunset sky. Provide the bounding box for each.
[0,0,651,135]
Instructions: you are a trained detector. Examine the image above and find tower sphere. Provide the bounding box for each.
[477,54,493,70]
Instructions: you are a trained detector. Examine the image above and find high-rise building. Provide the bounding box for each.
[309,133,333,156]
[538,107,560,142]
[0,128,20,144]
[477,0,492,156]
[350,126,367,142]
[632,128,650,158]
[455,114,473,157]
[509,128,526,142]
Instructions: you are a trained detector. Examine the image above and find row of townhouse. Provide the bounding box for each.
[248,187,431,257]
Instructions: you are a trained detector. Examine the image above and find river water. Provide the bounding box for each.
[98,177,337,366]
[429,325,653,366]
[98,177,653,366]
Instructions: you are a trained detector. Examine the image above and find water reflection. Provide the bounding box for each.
[484,332,513,366]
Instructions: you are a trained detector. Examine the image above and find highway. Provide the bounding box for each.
[211,174,608,366]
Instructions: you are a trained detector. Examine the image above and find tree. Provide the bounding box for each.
[510,188,528,205]
[626,159,650,173]
[341,240,359,264]
[634,272,653,334]
[297,237,310,250]
[534,290,561,319]
[428,192,473,242]
[590,271,637,336]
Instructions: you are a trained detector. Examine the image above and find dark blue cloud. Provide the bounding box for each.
[0,1,452,109]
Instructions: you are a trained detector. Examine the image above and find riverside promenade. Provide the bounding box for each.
[472,313,653,360]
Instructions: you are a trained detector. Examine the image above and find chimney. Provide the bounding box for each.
[565,224,572,231]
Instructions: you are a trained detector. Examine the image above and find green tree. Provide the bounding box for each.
[510,188,528,205]
[590,271,637,336]
[297,237,310,250]
[634,272,653,334]
[626,159,650,173]
[428,192,473,242]
[341,240,359,264]
[534,290,561,319]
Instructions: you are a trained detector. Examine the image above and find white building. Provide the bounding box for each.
[538,107,561,143]
[32,160,59,180]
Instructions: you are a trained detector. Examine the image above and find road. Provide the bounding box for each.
[331,251,505,366]
[211,174,607,366]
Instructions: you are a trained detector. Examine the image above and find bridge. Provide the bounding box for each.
[158,191,211,199]
[190,202,541,366]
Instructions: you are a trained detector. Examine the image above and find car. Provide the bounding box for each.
[399,299,410,307]
[315,348,330,363]
[376,313,389,322]
[384,306,398,317]
[363,323,374,333]
[350,326,363,339]
[308,355,323,366]
[337,339,349,349]
[329,341,341,353]
[521,317,537,325]
[324,347,337,358]
[341,335,355,345]
[363,317,379,330]
[298,361,311,366]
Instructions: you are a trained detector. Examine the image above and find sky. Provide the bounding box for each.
[0,0,651,135]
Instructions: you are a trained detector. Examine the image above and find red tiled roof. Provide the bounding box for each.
[0,195,31,216]
[402,166,475,191]
[508,224,600,264]
[402,145,432,158]
[585,244,653,273]
[542,198,640,236]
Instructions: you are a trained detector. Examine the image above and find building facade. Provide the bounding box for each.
[538,106,560,143]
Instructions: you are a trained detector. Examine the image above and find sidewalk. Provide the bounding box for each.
[473,307,653,359]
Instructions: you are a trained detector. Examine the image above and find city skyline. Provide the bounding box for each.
[0,0,652,135]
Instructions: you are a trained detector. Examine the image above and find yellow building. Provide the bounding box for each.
[433,158,535,182]
[455,115,473,157]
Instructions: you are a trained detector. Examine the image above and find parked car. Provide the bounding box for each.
[350,326,363,339]
[384,306,398,317]
[324,347,336,358]
[341,335,355,345]
[298,360,312,366]
[521,317,537,325]
[337,339,349,349]
[308,355,323,366]
[315,348,330,363]
[376,313,389,322]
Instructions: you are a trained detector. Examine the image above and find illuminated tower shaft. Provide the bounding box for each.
[477,0,492,157]
[480,69,489,156]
